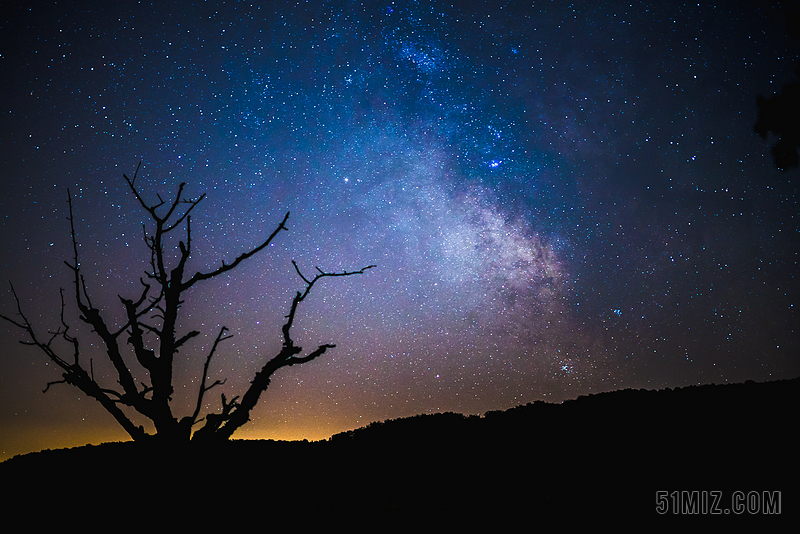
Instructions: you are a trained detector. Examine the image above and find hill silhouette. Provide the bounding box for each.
[2,378,796,524]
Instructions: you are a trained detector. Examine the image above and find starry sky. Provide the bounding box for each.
[1,0,798,461]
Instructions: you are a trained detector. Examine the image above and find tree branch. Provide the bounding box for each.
[65,189,151,414]
[193,262,375,443]
[42,378,69,394]
[1,282,70,369]
[182,211,291,290]
[283,262,375,347]
[1,283,147,441]
[189,326,233,426]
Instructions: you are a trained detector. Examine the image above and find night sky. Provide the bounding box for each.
[1,0,798,461]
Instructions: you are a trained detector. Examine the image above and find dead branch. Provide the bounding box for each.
[194,262,375,443]
[189,326,233,425]
[182,211,291,290]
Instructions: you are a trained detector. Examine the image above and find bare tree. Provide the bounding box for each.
[1,163,374,445]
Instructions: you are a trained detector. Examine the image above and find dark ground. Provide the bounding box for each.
[1,378,796,526]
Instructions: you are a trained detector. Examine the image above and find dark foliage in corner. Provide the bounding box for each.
[755,4,800,172]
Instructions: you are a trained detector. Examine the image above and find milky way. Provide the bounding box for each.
[1,1,798,458]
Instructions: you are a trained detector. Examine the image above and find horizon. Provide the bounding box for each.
[3,374,797,462]
[3,373,796,463]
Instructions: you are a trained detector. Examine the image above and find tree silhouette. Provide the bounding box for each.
[1,163,374,445]
[755,4,800,171]
[755,65,800,171]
